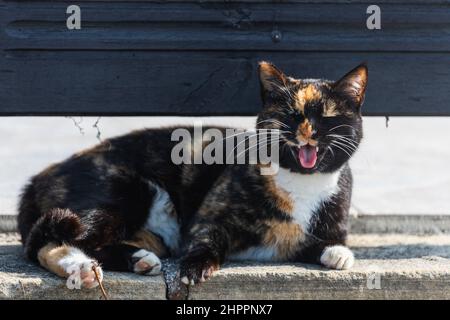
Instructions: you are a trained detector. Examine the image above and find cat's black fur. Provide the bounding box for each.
[18,62,367,285]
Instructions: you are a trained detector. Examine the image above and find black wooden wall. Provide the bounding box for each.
[0,1,449,116]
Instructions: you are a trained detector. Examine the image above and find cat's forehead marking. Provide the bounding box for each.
[324,100,339,117]
[324,99,354,118]
[295,84,322,113]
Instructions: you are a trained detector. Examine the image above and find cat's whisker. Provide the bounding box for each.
[289,147,297,164]
[222,128,290,144]
[330,138,358,148]
[269,82,295,101]
[327,133,356,140]
[327,134,358,149]
[234,135,282,160]
[224,132,260,161]
[331,139,357,152]
[327,133,355,138]
[331,142,356,156]
[330,141,354,155]
[329,138,358,152]
[225,130,285,161]
[221,130,258,142]
[327,134,358,145]
[328,124,356,132]
[281,143,297,164]
[330,142,352,157]
[235,138,271,160]
[327,146,335,159]
[256,119,290,129]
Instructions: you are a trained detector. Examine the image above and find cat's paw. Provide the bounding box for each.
[61,254,103,289]
[320,245,354,270]
[179,251,218,286]
[131,249,162,275]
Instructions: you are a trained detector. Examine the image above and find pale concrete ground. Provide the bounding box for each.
[1,116,449,216]
[1,233,449,299]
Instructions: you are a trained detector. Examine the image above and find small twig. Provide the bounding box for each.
[66,116,85,135]
[92,264,108,300]
[92,116,102,142]
[19,280,26,298]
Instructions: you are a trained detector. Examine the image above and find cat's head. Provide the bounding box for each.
[256,61,367,174]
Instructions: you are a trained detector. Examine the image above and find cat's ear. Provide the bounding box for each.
[333,63,368,107]
[258,61,289,96]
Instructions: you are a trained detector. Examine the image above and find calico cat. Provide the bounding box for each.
[18,61,367,289]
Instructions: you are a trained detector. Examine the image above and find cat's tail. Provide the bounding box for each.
[18,184,84,262]
[24,209,83,261]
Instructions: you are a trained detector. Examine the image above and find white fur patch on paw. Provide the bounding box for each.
[132,249,162,275]
[59,247,103,289]
[320,245,354,270]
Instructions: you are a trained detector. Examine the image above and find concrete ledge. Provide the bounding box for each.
[3,214,450,234]
[187,259,450,300]
[186,234,450,300]
[0,234,166,300]
[0,215,16,233]
[349,214,450,235]
[1,233,449,300]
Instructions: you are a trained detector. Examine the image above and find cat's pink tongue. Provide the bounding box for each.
[299,145,318,169]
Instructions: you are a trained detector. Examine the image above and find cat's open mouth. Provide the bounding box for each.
[298,144,318,169]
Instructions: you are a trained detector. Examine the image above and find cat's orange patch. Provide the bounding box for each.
[123,230,168,257]
[264,220,304,259]
[299,120,313,139]
[323,100,340,117]
[324,100,355,118]
[37,243,73,277]
[296,120,318,146]
[304,84,321,101]
[266,177,294,214]
[259,61,287,91]
[296,84,322,113]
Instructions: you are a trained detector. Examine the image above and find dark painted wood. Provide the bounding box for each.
[1,1,449,116]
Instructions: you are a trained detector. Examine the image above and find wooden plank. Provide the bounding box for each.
[1,51,449,116]
[2,3,450,51]
[1,1,449,116]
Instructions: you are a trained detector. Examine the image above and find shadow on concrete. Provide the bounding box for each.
[352,244,450,260]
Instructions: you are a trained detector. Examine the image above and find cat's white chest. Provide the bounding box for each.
[230,168,342,262]
[274,167,341,232]
[144,182,180,254]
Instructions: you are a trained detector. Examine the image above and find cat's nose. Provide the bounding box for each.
[297,119,315,140]
[297,119,319,146]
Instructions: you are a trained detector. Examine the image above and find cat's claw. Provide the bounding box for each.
[179,252,218,286]
[180,265,215,285]
[320,245,354,270]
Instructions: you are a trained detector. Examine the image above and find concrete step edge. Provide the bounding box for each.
[186,260,450,300]
[1,234,450,300]
[2,214,450,234]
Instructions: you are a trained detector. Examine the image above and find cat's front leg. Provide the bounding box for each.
[179,223,229,285]
[320,245,354,270]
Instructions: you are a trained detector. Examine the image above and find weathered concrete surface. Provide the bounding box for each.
[171,234,450,300]
[0,234,166,300]
[188,258,450,300]
[4,214,450,234]
[188,234,450,300]
[2,233,449,300]
[0,215,16,233]
[349,214,450,235]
